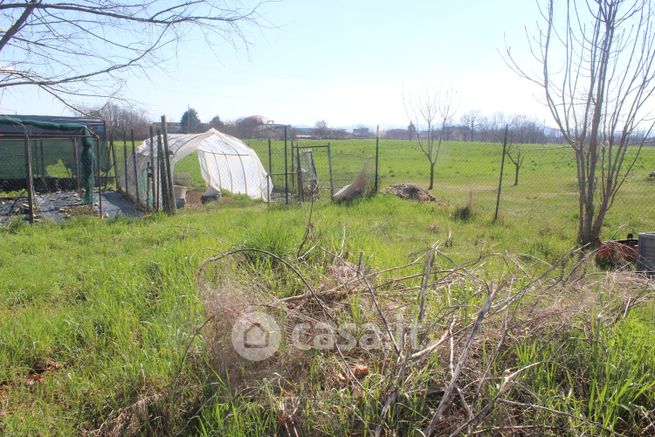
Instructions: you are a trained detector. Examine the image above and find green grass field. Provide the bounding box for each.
[1,139,654,435]
[177,139,655,237]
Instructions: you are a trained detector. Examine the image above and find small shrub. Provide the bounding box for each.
[454,192,474,221]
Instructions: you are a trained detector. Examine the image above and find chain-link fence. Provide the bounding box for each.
[250,137,379,204]
[0,117,110,225]
[374,137,654,233]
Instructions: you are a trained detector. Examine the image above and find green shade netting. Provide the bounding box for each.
[0,116,97,203]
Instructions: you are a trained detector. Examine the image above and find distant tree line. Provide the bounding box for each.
[386,111,558,144]
[79,102,151,139]
[85,105,649,145]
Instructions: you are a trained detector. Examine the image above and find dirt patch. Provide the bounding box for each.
[384,183,436,202]
[0,385,5,418]
[184,191,204,209]
[25,358,61,387]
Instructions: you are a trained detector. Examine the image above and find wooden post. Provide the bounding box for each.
[284,126,289,205]
[161,115,176,215]
[494,125,509,223]
[327,142,334,197]
[374,125,380,193]
[23,134,35,223]
[156,129,168,213]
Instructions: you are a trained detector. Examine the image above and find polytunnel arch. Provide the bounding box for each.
[124,128,272,208]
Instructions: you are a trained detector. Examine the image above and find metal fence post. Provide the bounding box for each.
[375,125,380,193]
[110,138,119,191]
[131,129,140,207]
[296,145,303,202]
[284,126,289,205]
[72,138,82,197]
[95,136,103,217]
[327,142,334,198]
[123,131,128,196]
[23,134,35,223]
[157,129,167,213]
[494,125,510,222]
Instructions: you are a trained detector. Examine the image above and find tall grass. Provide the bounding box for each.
[0,195,653,435]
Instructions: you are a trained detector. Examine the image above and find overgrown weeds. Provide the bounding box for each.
[194,238,655,436]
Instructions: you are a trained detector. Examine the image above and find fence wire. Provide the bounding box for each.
[0,136,110,225]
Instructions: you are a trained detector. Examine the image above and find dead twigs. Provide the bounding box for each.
[193,241,655,436]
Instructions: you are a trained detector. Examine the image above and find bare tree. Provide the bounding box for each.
[510,114,546,144]
[507,0,655,245]
[505,143,525,186]
[460,109,481,142]
[406,89,455,190]
[81,101,151,139]
[0,1,262,111]
[314,120,329,139]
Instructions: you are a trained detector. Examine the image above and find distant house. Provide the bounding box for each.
[152,121,183,134]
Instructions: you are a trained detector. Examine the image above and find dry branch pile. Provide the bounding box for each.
[196,245,655,436]
[384,183,437,202]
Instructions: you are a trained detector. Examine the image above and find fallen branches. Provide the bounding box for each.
[194,242,655,436]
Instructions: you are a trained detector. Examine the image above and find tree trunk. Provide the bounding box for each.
[514,165,519,186]
[578,190,598,246]
[428,161,435,190]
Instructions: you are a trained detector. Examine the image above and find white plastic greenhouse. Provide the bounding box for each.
[122,128,272,207]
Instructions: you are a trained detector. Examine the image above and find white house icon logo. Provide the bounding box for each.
[231,311,281,361]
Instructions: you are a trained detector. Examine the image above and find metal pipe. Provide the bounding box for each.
[375,125,380,193]
[23,134,35,223]
[284,126,289,205]
[494,125,510,222]
[156,129,167,212]
[96,136,103,218]
[123,131,128,195]
[110,137,119,190]
[327,142,334,198]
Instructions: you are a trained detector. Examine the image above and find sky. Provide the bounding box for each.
[0,0,550,129]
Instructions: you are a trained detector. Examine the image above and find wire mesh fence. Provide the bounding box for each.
[252,137,379,204]
[373,137,654,233]
[3,118,652,236]
[233,132,654,234]
[0,119,111,225]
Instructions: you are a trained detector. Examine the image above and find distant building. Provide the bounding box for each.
[152,121,183,134]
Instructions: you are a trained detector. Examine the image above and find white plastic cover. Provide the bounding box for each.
[123,128,272,207]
